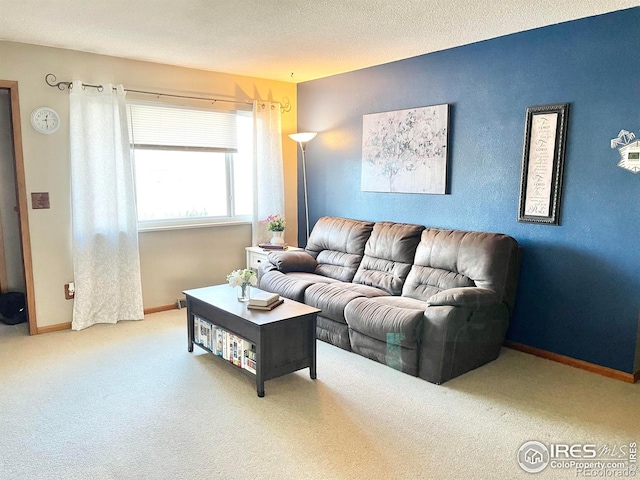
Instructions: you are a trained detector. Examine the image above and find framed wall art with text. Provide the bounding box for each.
[517,103,569,225]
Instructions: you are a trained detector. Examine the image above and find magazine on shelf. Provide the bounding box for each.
[193,317,258,373]
[231,334,240,366]
[215,327,223,356]
[243,358,257,375]
[243,345,257,374]
[222,330,229,361]
[248,291,280,307]
[196,316,209,349]
[200,320,212,350]
[239,338,246,368]
[194,316,200,345]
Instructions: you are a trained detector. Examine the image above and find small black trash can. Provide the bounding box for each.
[0,292,27,325]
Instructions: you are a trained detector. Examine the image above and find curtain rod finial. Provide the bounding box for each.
[45,73,72,91]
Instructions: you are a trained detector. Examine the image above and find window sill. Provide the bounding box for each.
[138,219,251,233]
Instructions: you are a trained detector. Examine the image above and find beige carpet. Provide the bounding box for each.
[0,310,638,480]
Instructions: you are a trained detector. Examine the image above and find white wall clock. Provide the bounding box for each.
[30,106,60,134]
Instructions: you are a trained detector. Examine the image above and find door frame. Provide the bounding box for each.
[0,80,37,335]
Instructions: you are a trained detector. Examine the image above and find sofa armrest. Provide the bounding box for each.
[267,250,318,273]
[426,287,499,308]
[257,261,277,283]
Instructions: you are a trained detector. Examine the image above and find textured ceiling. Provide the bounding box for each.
[0,1,638,83]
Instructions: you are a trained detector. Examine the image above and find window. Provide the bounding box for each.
[127,102,253,230]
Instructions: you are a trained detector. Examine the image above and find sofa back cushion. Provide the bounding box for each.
[402,228,521,312]
[352,222,424,295]
[305,216,374,282]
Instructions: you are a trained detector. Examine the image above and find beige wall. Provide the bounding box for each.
[0,41,298,328]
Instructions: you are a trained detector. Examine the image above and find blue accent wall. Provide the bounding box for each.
[297,8,640,373]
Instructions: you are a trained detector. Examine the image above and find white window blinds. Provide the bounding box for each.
[127,103,238,152]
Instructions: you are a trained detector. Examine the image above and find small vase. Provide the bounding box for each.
[237,284,251,302]
[270,231,285,245]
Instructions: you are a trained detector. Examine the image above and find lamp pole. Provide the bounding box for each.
[288,132,317,244]
[299,141,310,242]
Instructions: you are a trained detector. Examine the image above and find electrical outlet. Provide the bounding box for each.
[64,283,75,300]
[177,298,187,309]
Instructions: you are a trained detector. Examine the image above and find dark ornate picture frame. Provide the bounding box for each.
[518,103,569,225]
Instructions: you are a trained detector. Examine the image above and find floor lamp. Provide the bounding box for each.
[288,132,317,244]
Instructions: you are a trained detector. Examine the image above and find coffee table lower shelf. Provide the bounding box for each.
[184,285,320,397]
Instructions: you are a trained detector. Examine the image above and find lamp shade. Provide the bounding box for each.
[289,132,317,143]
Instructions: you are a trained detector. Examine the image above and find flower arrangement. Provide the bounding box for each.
[226,269,257,288]
[265,213,285,232]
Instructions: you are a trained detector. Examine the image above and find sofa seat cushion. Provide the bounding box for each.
[304,283,367,324]
[259,270,315,303]
[367,295,428,310]
[285,272,340,285]
[344,297,424,348]
[334,283,390,298]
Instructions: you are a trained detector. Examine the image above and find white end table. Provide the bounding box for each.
[246,245,304,271]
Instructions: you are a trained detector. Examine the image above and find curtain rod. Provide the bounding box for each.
[44,74,291,113]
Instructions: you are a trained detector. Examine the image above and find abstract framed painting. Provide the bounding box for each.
[361,104,449,194]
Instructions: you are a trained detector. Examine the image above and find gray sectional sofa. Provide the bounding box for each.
[258,216,521,384]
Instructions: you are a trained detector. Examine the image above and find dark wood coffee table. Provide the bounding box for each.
[183,284,321,397]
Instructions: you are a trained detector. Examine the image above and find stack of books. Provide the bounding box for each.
[258,243,288,251]
[247,291,283,311]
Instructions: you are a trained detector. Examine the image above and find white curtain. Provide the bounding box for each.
[252,101,284,245]
[69,82,144,330]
